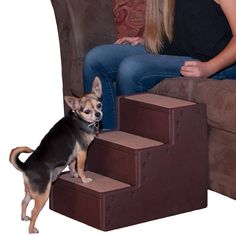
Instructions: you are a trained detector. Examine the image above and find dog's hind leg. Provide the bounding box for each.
[22,176,32,221]
[28,183,51,234]
[69,160,78,178]
[21,192,31,221]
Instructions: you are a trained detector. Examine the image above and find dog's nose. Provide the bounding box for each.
[95,112,101,118]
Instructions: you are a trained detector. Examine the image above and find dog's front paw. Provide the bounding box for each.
[81,177,93,184]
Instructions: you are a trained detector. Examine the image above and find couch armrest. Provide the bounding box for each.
[51,0,116,100]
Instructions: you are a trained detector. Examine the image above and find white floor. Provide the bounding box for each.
[1,1,236,235]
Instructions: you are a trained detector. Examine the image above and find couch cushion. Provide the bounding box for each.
[149,77,203,101]
[112,0,145,38]
[150,78,236,134]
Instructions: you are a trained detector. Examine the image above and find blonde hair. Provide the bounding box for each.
[144,0,175,53]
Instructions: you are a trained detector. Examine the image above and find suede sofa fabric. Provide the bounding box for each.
[51,0,116,101]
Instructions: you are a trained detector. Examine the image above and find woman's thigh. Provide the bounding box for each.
[83,44,147,86]
[117,54,193,95]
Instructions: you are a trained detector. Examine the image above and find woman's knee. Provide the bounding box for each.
[117,57,146,95]
[84,45,108,69]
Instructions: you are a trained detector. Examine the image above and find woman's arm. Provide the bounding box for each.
[181,0,236,78]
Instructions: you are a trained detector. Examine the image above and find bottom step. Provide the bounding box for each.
[49,171,131,230]
[57,171,130,194]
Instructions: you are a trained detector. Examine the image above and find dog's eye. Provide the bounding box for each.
[84,110,91,115]
[97,103,102,109]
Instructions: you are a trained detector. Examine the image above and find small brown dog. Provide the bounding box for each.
[9,77,102,233]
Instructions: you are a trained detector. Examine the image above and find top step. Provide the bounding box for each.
[117,93,197,143]
[126,93,195,108]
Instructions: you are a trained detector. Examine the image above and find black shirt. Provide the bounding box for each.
[161,0,232,61]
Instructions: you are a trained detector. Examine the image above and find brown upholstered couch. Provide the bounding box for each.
[51,0,236,199]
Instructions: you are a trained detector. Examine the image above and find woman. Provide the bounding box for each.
[83,0,236,129]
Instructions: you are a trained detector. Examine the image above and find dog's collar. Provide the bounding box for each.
[88,122,100,136]
[72,110,100,136]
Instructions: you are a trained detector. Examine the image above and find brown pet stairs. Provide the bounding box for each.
[49,93,208,230]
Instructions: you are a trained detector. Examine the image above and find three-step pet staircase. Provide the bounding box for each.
[49,93,208,230]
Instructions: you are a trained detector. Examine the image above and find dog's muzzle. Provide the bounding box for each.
[95,111,103,122]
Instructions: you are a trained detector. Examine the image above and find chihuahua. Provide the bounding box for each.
[9,77,103,234]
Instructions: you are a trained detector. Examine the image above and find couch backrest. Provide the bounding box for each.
[113,0,146,38]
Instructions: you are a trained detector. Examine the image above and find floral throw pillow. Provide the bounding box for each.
[112,0,146,38]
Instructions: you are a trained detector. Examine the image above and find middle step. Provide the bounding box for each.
[87,131,163,186]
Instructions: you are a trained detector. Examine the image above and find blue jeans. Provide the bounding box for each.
[83,44,236,129]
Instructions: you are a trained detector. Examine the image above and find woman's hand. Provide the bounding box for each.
[115,37,144,46]
[180,61,214,78]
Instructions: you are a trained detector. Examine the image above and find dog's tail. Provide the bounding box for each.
[9,146,33,172]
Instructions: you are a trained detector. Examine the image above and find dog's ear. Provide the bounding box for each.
[92,77,102,98]
[64,96,81,110]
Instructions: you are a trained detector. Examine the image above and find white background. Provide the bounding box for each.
[1,0,236,235]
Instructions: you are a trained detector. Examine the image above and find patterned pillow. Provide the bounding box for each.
[112,0,146,38]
